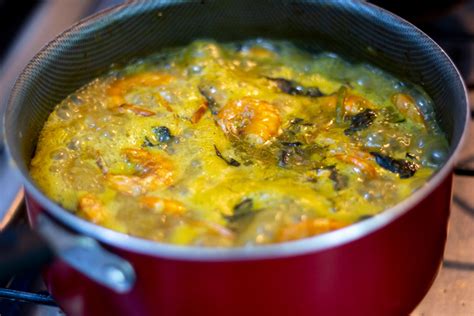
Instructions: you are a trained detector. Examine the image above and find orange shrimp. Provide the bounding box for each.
[334,151,378,178]
[107,72,174,111]
[320,92,370,115]
[123,148,174,178]
[78,193,107,224]
[343,94,371,114]
[392,93,425,125]
[139,196,186,215]
[140,196,234,239]
[217,97,281,144]
[107,148,174,196]
[276,218,347,242]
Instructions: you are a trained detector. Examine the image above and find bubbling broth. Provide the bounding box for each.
[30,40,448,247]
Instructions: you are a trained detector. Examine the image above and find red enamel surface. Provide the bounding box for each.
[26,174,452,316]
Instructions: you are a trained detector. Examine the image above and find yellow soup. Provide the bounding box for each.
[30,40,448,247]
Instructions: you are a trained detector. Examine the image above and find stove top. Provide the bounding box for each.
[0,1,473,315]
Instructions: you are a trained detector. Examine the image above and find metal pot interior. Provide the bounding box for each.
[3,0,468,253]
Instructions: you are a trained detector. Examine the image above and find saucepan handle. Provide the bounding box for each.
[0,214,136,293]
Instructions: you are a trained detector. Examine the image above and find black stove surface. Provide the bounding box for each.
[0,2,38,62]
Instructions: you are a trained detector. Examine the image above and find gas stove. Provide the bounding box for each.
[0,1,473,315]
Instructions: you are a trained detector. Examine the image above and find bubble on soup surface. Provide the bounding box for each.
[67,138,81,150]
[50,149,68,160]
[70,94,84,106]
[56,108,71,120]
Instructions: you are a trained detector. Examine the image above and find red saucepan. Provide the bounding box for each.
[1,1,469,315]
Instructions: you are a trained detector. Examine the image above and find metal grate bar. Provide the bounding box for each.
[0,288,57,306]
[454,167,474,176]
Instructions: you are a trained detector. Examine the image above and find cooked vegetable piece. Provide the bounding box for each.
[335,86,348,124]
[357,214,374,222]
[280,141,303,147]
[266,77,324,97]
[95,154,108,175]
[116,103,156,117]
[143,126,173,147]
[344,109,377,135]
[191,103,208,123]
[370,152,419,178]
[153,126,173,143]
[278,149,292,167]
[224,198,255,223]
[278,147,305,168]
[278,118,315,146]
[198,85,220,114]
[328,167,348,191]
[143,136,155,148]
[278,142,322,169]
[290,118,304,125]
[383,106,406,123]
[214,145,241,167]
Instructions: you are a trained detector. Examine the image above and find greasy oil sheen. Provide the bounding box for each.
[30,40,448,247]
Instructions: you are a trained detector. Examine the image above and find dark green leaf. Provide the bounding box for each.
[328,167,348,190]
[344,109,376,135]
[214,145,241,167]
[370,152,418,178]
[224,198,255,223]
[198,85,219,115]
[336,85,347,125]
[266,77,324,97]
[153,126,172,143]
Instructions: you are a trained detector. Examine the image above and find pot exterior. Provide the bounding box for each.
[26,174,452,316]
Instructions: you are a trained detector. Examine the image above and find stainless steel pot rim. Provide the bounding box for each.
[5,0,471,261]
